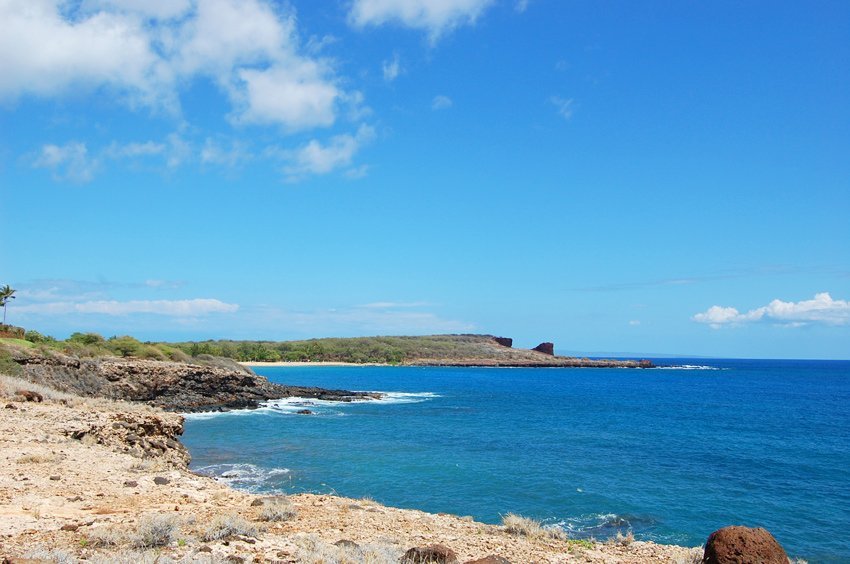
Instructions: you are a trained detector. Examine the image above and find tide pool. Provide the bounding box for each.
[181,360,850,562]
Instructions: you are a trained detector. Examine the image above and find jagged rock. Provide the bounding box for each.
[9,351,380,412]
[5,403,16,409]
[703,526,789,564]
[250,498,264,507]
[465,557,511,564]
[532,342,555,356]
[402,544,458,563]
[493,337,513,348]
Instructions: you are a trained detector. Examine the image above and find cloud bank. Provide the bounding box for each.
[17,298,238,317]
[0,0,346,131]
[693,292,850,328]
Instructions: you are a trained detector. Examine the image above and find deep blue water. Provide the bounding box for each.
[181,359,850,562]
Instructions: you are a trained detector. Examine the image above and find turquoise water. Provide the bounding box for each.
[181,360,850,562]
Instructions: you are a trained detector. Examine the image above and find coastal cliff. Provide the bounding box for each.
[3,346,378,412]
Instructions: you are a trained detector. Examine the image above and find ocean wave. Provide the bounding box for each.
[183,391,439,420]
[553,512,656,537]
[370,391,441,404]
[193,463,290,492]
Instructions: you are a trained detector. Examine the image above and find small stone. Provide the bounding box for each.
[225,557,244,564]
[153,477,169,485]
[5,403,16,409]
[465,557,511,564]
[402,544,459,563]
[123,480,138,488]
[335,540,360,549]
[60,524,79,532]
[49,475,60,481]
[250,498,264,507]
[67,496,83,502]
[197,546,212,553]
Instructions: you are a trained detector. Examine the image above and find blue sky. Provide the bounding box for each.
[1,0,848,359]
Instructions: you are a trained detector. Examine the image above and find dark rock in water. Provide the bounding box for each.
[532,342,555,356]
[493,337,513,348]
[296,409,314,415]
[402,544,458,563]
[465,557,511,564]
[638,359,653,368]
[335,539,360,549]
[704,526,789,564]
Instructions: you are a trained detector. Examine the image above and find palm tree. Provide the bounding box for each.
[0,285,16,325]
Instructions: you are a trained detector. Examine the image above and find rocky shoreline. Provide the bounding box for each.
[5,348,380,412]
[0,376,704,563]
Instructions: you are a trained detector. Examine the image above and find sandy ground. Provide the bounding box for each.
[0,385,703,563]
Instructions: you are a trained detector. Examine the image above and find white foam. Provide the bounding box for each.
[193,463,290,492]
[370,391,441,404]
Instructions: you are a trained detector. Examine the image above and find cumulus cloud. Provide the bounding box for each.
[16,298,238,317]
[382,53,402,82]
[432,95,453,110]
[693,293,850,329]
[348,0,496,40]
[279,124,375,181]
[105,141,166,159]
[0,0,344,131]
[33,142,99,182]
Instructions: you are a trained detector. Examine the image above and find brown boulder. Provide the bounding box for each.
[402,544,458,563]
[703,526,788,564]
[16,390,43,402]
[532,342,554,356]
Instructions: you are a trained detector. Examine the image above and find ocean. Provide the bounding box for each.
[181,360,850,562]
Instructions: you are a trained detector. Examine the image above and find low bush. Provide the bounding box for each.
[130,513,179,548]
[258,496,297,522]
[501,513,567,541]
[201,513,260,541]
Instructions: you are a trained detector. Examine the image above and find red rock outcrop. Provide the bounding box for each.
[703,526,789,564]
[532,342,555,356]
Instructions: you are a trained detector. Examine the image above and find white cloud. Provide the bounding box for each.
[358,301,431,309]
[233,64,339,130]
[551,96,574,120]
[200,138,250,167]
[105,141,166,159]
[16,298,238,317]
[515,0,530,13]
[33,142,98,182]
[280,124,375,181]
[628,320,641,326]
[382,53,402,82]
[432,95,453,110]
[348,0,495,40]
[693,293,850,329]
[0,0,344,131]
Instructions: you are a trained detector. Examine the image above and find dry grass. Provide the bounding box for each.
[293,534,402,564]
[501,513,567,541]
[609,530,635,546]
[258,495,297,522]
[23,547,76,564]
[88,526,126,548]
[130,513,179,548]
[200,513,260,541]
[16,453,59,464]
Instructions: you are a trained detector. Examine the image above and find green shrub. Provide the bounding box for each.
[24,330,55,344]
[69,332,106,345]
[107,336,143,358]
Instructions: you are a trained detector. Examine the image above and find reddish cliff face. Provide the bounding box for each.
[532,342,555,356]
[492,337,513,348]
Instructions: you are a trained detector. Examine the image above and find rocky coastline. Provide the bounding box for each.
[0,376,704,563]
[5,347,380,413]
